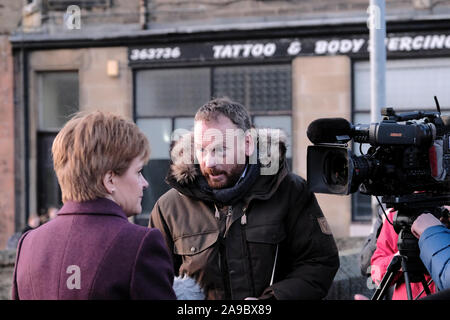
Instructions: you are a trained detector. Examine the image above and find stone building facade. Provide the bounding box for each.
[1,0,450,249]
[0,0,23,249]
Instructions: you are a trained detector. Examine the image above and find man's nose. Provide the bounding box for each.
[204,153,217,168]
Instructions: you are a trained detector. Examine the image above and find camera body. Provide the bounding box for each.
[307,108,450,197]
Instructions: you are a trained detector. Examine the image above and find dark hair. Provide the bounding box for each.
[194,98,252,131]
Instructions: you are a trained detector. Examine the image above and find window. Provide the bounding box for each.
[352,57,450,221]
[47,0,111,11]
[136,118,172,218]
[36,71,79,216]
[136,68,211,117]
[213,65,291,111]
[38,72,79,130]
[354,58,450,112]
[135,64,292,226]
[253,115,292,170]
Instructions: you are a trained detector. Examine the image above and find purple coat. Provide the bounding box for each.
[12,198,176,300]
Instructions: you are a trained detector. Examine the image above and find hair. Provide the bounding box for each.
[194,97,252,131]
[52,111,150,203]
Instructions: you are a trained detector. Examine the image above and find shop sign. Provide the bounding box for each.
[129,32,450,65]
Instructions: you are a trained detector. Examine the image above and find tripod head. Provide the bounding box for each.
[382,194,450,283]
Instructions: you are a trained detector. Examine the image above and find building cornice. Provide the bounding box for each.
[9,15,450,50]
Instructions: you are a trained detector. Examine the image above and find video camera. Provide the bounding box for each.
[306,101,450,299]
[307,106,450,197]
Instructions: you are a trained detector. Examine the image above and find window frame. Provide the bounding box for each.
[36,70,79,132]
[34,70,80,219]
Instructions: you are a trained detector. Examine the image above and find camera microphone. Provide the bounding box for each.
[307,118,353,144]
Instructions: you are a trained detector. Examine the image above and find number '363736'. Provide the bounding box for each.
[130,47,181,60]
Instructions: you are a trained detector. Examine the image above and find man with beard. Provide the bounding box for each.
[149,98,339,300]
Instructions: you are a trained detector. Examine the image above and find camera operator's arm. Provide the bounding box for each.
[412,213,450,291]
[370,210,401,285]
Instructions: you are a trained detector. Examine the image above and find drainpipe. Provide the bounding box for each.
[368,0,386,221]
[368,0,386,123]
[140,0,148,30]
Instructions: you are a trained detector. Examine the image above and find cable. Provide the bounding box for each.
[376,195,394,226]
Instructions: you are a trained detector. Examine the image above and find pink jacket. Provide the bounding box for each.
[370,210,435,300]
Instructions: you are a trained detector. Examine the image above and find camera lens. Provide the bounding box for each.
[324,151,348,186]
[307,145,352,195]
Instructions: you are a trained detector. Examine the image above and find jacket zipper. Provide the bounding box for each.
[240,206,256,297]
[216,203,232,299]
[223,206,233,238]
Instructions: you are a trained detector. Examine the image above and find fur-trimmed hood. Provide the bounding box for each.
[165,128,289,203]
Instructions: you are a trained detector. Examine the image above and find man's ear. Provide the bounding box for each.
[103,171,115,194]
[245,131,256,157]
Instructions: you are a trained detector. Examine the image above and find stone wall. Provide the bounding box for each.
[22,0,141,32]
[0,0,23,34]
[148,0,448,27]
[0,2,26,249]
[0,36,15,249]
[15,0,450,34]
[292,55,352,238]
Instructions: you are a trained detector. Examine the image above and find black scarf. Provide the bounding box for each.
[196,162,260,206]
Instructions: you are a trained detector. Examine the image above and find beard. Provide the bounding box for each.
[201,164,245,189]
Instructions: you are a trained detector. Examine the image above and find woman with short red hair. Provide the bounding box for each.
[12,111,176,300]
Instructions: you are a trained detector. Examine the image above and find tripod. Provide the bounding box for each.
[371,252,431,300]
[371,228,432,300]
[369,194,450,300]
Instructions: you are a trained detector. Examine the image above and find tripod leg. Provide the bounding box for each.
[401,258,413,300]
[421,279,432,296]
[371,256,402,300]
[371,271,395,300]
[413,278,433,299]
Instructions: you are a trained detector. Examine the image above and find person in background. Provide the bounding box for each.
[370,209,436,299]
[12,111,176,300]
[5,214,40,251]
[355,211,449,300]
[359,204,395,299]
[360,204,386,277]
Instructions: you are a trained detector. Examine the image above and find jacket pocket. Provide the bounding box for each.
[243,224,286,295]
[173,231,220,256]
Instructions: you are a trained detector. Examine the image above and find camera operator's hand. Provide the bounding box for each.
[442,206,450,228]
[411,213,443,239]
